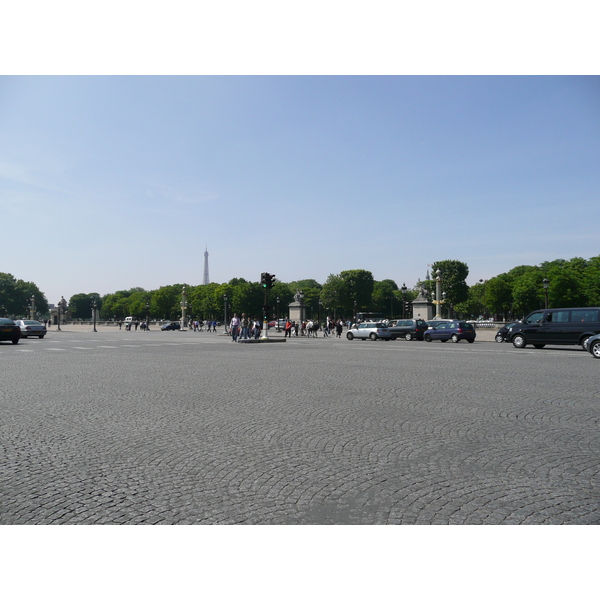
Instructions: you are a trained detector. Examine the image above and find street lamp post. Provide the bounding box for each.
[354,300,357,325]
[542,278,550,310]
[401,282,407,319]
[224,295,228,333]
[298,290,305,334]
[92,299,97,332]
[30,295,36,320]
[57,300,62,331]
[479,279,487,319]
[433,270,446,319]
[319,299,322,327]
[276,297,280,330]
[180,287,187,330]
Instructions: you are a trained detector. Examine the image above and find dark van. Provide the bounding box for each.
[507,307,600,350]
[388,318,429,340]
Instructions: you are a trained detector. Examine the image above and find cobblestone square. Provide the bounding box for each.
[1,330,598,524]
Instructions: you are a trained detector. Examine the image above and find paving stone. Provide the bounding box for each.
[1,330,599,524]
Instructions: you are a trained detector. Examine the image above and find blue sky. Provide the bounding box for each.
[1,75,599,303]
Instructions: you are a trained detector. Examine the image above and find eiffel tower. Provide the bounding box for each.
[203,246,210,285]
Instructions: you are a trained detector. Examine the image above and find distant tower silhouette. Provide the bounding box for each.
[203,246,210,285]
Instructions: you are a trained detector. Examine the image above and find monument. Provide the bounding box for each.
[203,246,210,285]
[411,280,434,320]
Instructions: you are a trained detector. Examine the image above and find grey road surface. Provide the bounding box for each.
[1,330,598,524]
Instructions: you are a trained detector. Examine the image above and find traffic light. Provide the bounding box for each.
[261,273,275,289]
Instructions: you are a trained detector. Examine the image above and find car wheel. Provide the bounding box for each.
[581,336,591,351]
[346,332,354,341]
[405,333,413,341]
[512,334,526,348]
[495,334,504,343]
[424,333,432,342]
[590,340,600,359]
[369,333,378,341]
[451,334,459,343]
[533,344,545,349]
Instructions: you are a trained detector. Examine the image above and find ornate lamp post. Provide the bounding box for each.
[479,279,488,319]
[57,299,62,331]
[298,290,305,330]
[223,295,228,332]
[180,287,187,330]
[276,296,280,330]
[433,270,446,319]
[92,299,97,332]
[401,282,407,319]
[30,295,36,320]
[542,278,550,310]
[319,299,322,327]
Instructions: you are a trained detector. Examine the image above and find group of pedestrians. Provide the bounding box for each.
[282,317,345,338]
[229,313,263,342]
[190,320,218,332]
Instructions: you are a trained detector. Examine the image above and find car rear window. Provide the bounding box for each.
[0,318,15,325]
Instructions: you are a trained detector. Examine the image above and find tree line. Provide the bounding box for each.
[3,254,600,322]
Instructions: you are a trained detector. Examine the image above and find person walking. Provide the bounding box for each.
[230,313,240,342]
[240,313,249,340]
[284,318,292,338]
[253,318,261,339]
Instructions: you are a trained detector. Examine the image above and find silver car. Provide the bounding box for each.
[346,322,391,341]
[15,319,47,338]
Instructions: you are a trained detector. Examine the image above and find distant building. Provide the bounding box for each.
[203,246,210,285]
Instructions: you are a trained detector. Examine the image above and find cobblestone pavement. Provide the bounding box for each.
[1,329,598,524]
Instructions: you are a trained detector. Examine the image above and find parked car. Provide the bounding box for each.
[587,333,600,359]
[424,321,476,343]
[507,307,600,349]
[346,322,391,341]
[161,322,181,331]
[387,318,428,341]
[273,319,287,331]
[426,319,454,328]
[0,318,22,344]
[15,319,47,339]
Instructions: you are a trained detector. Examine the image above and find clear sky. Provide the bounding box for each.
[1,75,599,303]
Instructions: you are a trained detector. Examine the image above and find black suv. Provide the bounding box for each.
[387,318,428,341]
[507,307,600,349]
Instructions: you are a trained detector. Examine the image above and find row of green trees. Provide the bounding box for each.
[5,255,600,323]
[94,269,418,322]
[0,273,49,318]
[454,257,600,320]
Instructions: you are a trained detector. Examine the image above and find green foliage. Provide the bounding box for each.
[372,279,399,317]
[431,260,469,311]
[0,272,48,318]
[68,293,102,320]
[320,270,375,318]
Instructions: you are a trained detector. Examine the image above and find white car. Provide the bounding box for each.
[346,322,391,341]
[15,319,47,338]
